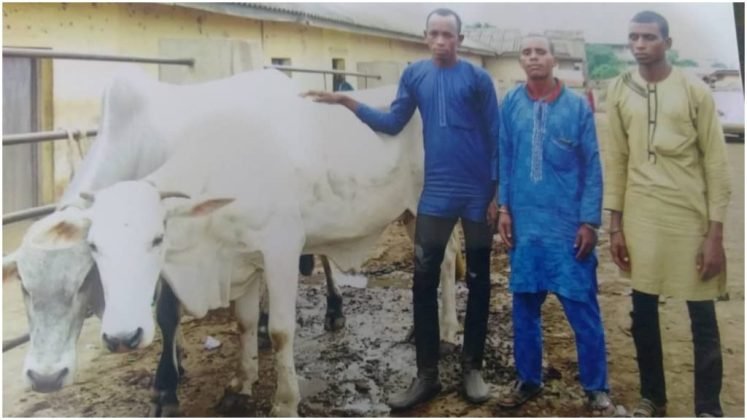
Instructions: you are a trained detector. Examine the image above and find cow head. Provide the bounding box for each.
[4,207,103,392]
[81,181,233,353]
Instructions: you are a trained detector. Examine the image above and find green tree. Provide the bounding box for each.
[591,63,622,80]
[677,59,699,67]
[712,62,728,68]
[667,50,699,67]
[667,50,680,64]
[586,44,624,80]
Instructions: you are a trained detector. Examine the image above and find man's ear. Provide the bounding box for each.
[458,33,465,44]
[3,252,19,282]
[167,198,235,219]
[665,37,673,50]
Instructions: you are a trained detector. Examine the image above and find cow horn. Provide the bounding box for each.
[80,192,95,203]
[159,191,191,200]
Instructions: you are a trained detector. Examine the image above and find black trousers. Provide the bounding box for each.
[412,214,493,373]
[631,290,723,416]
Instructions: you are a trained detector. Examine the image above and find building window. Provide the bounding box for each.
[331,58,352,91]
[271,58,292,77]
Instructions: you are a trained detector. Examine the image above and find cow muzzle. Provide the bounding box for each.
[102,327,143,352]
[27,367,69,393]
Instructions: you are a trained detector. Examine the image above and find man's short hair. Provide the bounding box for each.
[631,10,670,39]
[426,8,462,34]
[521,34,555,55]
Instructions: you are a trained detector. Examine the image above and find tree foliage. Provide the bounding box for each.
[586,44,624,80]
[668,50,699,67]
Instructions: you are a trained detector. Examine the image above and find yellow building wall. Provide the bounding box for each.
[485,57,526,97]
[3,3,489,202]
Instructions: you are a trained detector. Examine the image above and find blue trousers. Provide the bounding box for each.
[512,291,609,392]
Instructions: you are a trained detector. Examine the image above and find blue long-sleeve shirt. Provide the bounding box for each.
[355,59,500,222]
[498,83,603,300]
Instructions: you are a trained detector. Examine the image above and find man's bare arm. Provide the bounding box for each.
[303,91,360,113]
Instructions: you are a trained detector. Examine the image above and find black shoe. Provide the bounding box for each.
[388,371,442,411]
[462,368,490,404]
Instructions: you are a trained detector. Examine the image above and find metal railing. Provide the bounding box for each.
[264,64,381,89]
[3,48,195,67]
[3,128,98,146]
[3,204,57,226]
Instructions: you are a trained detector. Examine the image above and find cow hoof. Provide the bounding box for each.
[324,313,346,331]
[439,341,457,356]
[215,390,252,415]
[149,391,180,417]
[270,405,299,417]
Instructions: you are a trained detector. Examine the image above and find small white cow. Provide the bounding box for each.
[76,69,462,416]
[3,207,103,392]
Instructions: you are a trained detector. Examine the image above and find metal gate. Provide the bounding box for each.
[3,56,40,213]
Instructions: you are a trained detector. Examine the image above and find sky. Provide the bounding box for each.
[338,2,740,67]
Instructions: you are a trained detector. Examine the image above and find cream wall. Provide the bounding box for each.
[485,57,525,96]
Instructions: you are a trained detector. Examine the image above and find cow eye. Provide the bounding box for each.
[88,242,98,253]
[152,235,164,248]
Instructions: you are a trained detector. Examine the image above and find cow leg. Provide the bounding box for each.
[228,278,262,395]
[298,254,315,276]
[439,230,461,352]
[264,246,301,417]
[321,256,345,331]
[257,280,271,350]
[403,213,460,353]
[150,280,181,417]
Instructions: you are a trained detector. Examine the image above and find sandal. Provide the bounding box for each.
[632,398,667,417]
[496,380,543,409]
[587,391,617,417]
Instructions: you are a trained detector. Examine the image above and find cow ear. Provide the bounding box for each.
[2,253,19,282]
[167,198,234,219]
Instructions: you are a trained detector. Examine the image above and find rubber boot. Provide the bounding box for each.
[462,365,490,404]
[388,368,442,411]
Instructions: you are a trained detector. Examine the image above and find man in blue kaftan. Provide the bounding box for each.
[305,8,499,411]
[494,35,615,415]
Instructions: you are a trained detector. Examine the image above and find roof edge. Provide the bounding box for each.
[176,3,496,57]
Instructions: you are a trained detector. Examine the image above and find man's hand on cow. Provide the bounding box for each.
[497,210,513,249]
[574,224,597,260]
[302,90,344,104]
[697,229,726,281]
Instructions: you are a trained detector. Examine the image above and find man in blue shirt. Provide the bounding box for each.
[305,8,500,411]
[333,74,354,92]
[494,35,615,415]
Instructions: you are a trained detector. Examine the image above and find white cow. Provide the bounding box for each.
[2,69,463,411]
[74,69,462,416]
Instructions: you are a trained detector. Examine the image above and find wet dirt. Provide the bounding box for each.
[3,142,744,417]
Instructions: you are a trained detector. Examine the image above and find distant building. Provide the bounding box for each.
[464,27,587,94]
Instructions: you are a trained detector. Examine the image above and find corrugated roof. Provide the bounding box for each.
[464,27,586,60]
[177,2,496,56]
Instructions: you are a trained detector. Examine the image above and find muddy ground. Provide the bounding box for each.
[3,141,744,417]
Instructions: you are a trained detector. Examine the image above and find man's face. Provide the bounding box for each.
[519,37,555,80]
[424,14,463,62]
[628,22,671,65]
